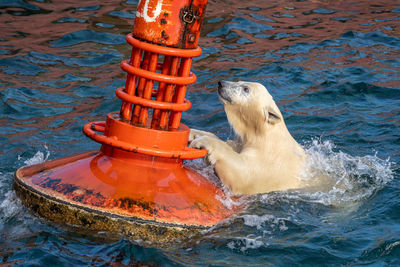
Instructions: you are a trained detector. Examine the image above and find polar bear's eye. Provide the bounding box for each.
[243,86,250,93]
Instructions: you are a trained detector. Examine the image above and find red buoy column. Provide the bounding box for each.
[14,0,237,244]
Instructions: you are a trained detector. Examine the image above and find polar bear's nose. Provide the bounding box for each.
[218,80,228,90]
[218,81,224,94]
[218,80,227,95]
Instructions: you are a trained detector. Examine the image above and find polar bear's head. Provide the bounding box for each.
[217,81,283,139]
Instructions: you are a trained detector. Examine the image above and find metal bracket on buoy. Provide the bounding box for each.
[182,7,198,24]
[14,0,238,245]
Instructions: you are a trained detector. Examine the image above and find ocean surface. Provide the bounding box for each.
[1,0,399,265]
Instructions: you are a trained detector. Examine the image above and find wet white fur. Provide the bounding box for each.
[189,81,306,194]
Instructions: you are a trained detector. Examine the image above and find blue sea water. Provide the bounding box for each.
[0,0,399,265]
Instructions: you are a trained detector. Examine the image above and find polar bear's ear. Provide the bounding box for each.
[263,105,281,125]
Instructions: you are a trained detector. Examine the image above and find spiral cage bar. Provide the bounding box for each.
[120,34,201,130]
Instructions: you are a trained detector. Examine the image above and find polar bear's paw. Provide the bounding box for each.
[189,135,215,151]
[189,135,219,165]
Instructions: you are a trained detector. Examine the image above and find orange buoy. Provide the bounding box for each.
[14,0,237,244]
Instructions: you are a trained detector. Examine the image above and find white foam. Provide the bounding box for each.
[242,214,288,231]
[0,189,23,225]
[240,237,264,251]
[22,145,50,166]
[227,236,265,252]
[0,172,20,223]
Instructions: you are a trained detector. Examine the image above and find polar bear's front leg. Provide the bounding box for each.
[189,136,247,193]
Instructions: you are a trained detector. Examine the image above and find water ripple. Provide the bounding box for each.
[50,29,126,47]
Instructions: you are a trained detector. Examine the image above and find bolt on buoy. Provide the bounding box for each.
[14,0,237,244]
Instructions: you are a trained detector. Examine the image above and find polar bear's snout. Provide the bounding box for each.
[217,81,232,104]
[218,80,251,105]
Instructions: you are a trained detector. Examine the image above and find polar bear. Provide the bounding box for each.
[189,81,306,195]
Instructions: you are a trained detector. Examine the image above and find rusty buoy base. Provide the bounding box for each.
[13,175,201,245]
[14,149,235,245]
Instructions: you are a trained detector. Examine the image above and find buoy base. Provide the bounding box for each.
[14,178,201,245]
[14,150,235,244]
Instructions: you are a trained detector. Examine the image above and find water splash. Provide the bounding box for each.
[296,139,394,206]
[1,147,50,225]
[19,145,50,166]
[0,171,23,228]
[0,190,22,225]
